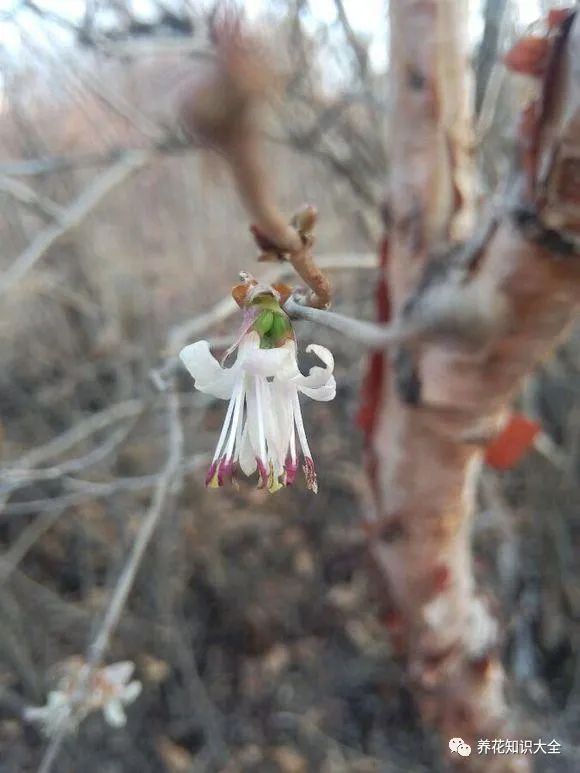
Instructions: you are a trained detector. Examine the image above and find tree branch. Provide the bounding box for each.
[0,150,151,295]
[175,15,334,307]
[0,176,65,221]
[37,385,184,773]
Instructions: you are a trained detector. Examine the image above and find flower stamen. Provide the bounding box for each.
[292,391,318,493]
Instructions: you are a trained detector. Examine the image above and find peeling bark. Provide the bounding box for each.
[364,3,580,770]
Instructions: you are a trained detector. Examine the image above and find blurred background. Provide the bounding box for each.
[1,1,580,771]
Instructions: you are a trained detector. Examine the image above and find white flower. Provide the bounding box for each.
[91,661,142,728]
[24,689,73,737]
[180,331,335,493]
[24,659,142,737]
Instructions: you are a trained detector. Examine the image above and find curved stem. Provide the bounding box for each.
[284,297,405,348]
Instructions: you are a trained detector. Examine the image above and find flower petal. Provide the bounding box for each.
[241,346,291,377]
[238,425,257,475]
[102,661,135,686]
[261,383,286,477]
[300,376,336,402]
[272,339,298,374]
[121,681,142,705]
[103,699,127,728]
[270,381,294,462]
[180,341,237,399]
[243,378,262,465]
[275,342,335,393]
[294,344,335,389]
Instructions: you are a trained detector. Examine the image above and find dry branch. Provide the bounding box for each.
[0,507,67,584]
[6,399,144,470]
[37,386,184,773]
[0,176,64,221]
[0,150,150,295]
[0,147,161,177]
[1,452,207,518]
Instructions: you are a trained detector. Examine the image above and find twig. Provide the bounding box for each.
[95,38,209,59]
[1,453,207,517]
[333,0,369,78]
[1,423,135,492]
[88,389,183,666]
[0,147,158,177]
[282,206,333,309]
[0,176,65,221]
[534,432,568,470]
[0,507,67,585]
[0,150,151,294]
[5,399,144,470]
[176,18,334,308]
[67,64,162,142]
[37,385,184,773]
[474,0,510,141]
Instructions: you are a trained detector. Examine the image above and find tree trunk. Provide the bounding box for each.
[363,2,580,770]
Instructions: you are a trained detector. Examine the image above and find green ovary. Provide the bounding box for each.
[253,307,293,349]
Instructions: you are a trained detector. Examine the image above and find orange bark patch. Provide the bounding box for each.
[484,414,541,470]
[431,563,451,594]
[504,36,549,78]
[548,8,574,30]
[357,236,391,438]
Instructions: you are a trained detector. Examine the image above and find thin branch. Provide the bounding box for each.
[474,0,510,141]
[0,147,157,177]
[94,38,209,59]
[0,507,67,585]
[6,399,144,470]
[0,176,65,221]
[87,389,183,666]
[176,18,334,307]
[66,65,162,142]
[285,239,509,351]
[1,423,135,491]
[0,150,151,295]
[475,0,508,115]
[285,297,398,347]
[333,0,369,78]
[1,453,207,517]
[37,385,184,773]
